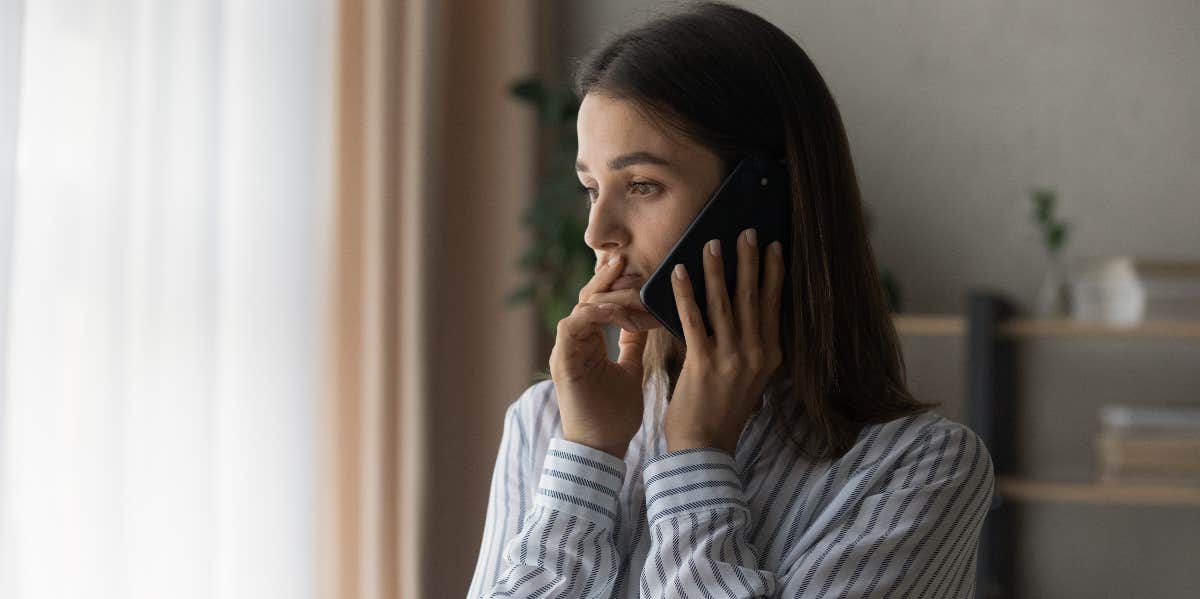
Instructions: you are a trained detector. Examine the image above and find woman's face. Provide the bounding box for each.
[575,93,725,291]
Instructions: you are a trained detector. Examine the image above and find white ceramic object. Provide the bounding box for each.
[1070,256,1146,325]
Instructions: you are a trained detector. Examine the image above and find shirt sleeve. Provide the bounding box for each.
[773,421,995,598]
[635,422,994,599]
[637,447,778,598]
[467,392,629,599]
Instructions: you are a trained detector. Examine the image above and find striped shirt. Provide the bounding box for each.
[467,376,994,598]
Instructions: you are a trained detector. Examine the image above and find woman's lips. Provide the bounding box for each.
[609,273,643,291]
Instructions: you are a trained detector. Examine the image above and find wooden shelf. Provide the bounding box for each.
[997,319,1200,339]
[891,315,965,336]
[996,476,1200,507]
[892,314,1200,339]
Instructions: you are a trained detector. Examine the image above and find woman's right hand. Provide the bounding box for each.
[548,256,661,459]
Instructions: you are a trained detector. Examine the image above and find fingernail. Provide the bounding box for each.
[708,239,721,257]
[771,241,782,256]
[597,303,615,312]
[673,263,686,280]
[744,228,757,247]
[608,256,621,267]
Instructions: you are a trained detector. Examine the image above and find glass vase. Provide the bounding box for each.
[1034,251,1071,318]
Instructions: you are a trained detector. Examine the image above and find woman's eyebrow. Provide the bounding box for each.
[575,151,671,173]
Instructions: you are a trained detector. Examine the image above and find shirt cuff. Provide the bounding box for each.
[534,437,628,528]
[641,447,747,528]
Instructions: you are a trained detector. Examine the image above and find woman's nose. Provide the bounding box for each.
[583,194,629,251]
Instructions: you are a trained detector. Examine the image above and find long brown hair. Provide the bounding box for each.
[573,1,933,460]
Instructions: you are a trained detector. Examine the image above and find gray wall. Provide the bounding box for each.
[563,0,1199,315]
[566,1,1200,597]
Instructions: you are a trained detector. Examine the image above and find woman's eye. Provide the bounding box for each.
[576,184,598,205]
[630,181,658,195]
[575,181,659,206]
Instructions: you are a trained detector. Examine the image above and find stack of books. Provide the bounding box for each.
[1135,259,1200,321]
[1095,404,1200,486]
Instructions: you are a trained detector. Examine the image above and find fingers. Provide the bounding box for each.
[670,263,710,354]
[578,255,625,303]
[616,327,648,373]
[703,238,736,349]
[608,303,659,332]
[760,241,784,359]
[560,303,616,343]
[585,287,662,332]
[577,256,660,331]
[569,301,653,333]
[735,228,761,347]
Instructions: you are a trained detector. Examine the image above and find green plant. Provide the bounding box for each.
[505,77,593,337]
[1029,187,1070,255]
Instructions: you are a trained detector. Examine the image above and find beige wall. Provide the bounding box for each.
[328,1,544,597]
[423,1,541,596]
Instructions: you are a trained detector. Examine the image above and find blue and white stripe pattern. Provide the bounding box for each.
[467,378,994,598]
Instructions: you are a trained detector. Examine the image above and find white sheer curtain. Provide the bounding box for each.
[0,1,333,598]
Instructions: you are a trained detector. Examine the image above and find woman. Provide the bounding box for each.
[468,3,993,598]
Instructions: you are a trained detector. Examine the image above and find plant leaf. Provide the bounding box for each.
[509,78,546,106]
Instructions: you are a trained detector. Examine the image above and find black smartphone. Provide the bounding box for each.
[639,154,791,344]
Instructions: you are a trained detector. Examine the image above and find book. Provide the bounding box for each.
[1099,404,1200,433]
[1135,259,1200,321]
[1095,404,1200,485]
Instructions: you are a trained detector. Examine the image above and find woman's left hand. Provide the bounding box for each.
[664,228,785,455]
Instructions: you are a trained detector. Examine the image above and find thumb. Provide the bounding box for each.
[616,327,647,375]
